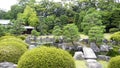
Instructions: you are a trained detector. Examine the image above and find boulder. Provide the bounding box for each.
[98,55,111,61]
[86,59,102,68]
[83,47,97,59]
[77,46,83,51]
[73,51,84,60]
[90,43,100,53]
[100,45,109,52]
[0,62,17,68]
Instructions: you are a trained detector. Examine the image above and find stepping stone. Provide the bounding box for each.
[86,59,102,68]
[83,47,97,59]
[73,51,84,60]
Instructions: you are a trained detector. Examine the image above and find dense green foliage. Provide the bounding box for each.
[18,46,75,68]
[108,56,120,68]
[81,10,102,34]
[88,26,104,44]
[109,28,119,33]
[0,25,6,37]
[17,5,39,27]
[31,29,40,36]
[107,46,120,57]
[17,35,26,40]
[0,0,120,36]
[52,26,62,43]
[0,41,27,64]
[110,31,120,45]
[63,24,80,45]
[52,26,62,36]
[10,19,25,35]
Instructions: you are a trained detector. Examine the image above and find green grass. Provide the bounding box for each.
[80,34,88,39]
[75,60,108,68]
[79,33,112,40]
[75,60,87,68]
[104,33,112,40]
[99,61,108,68]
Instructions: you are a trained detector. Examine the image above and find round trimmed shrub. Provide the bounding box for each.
[18,46,76,68]
[110,31,120,45]
[0,36,16,40]
[0,36,28,48]
[108,56,120,68]
[0,42,27,64]
[110,31,120,41]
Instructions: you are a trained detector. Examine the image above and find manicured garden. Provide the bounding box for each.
[0,0,120,67]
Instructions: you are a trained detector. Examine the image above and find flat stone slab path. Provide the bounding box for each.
[83,47,97,59]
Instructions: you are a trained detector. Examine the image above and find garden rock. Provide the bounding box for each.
[100,45,109,52]
[0,62,17,68]
[98,55,110,61]
[25,38,30,44]
[83,47,97,59]
[86,59,102,68]
[90,43,100,53]
[73,51,84,60]
[103,39,108,44]
[77,46,82,51]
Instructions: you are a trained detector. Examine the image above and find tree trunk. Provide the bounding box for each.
[72,41,75,46]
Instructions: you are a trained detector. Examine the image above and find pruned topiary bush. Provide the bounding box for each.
[18,46,76,68]
[110,31,120,45]
[0,42,27,64]
[0,36,28,48]
[0,36,17,40]
[108,56,120,68]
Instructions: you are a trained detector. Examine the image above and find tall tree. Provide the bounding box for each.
[81,10,102,34]
[0,24,5,36]
[9,19,25,35]
[0,10,7,19]
[17,5,39,27]
[88,26,104,44]
[10,4,25,19]
[52,26,62,36]
[63,24,80,46]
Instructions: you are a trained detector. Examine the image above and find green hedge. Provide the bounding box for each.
[107,46,120,57]
[108,56,120,68]
[110,31,120,44]
[109,28,119,33]
[0,36,17,40]
[0,42,27,64]
[0,36,28,48]
[18,46,76,68]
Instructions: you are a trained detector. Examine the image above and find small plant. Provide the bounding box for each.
[18,46,76,68]
[31,30,40,36]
